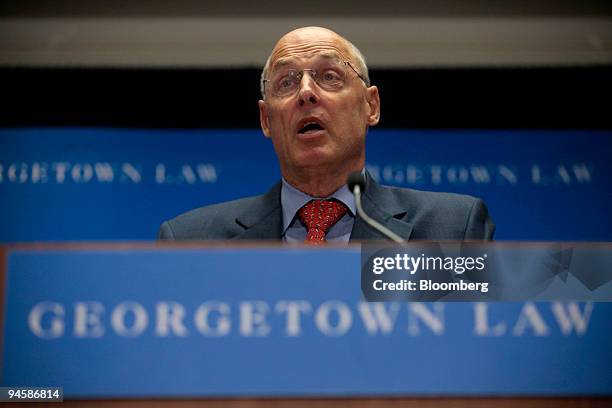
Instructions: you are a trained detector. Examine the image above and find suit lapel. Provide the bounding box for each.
[230,174,414,242]
[232,182,283,241]
[349,172,414,242]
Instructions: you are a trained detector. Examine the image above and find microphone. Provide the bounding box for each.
[347,171,406,243]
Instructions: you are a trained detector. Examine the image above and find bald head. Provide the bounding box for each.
[260,26,370,98]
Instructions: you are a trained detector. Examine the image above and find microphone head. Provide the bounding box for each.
[347,171,366,193]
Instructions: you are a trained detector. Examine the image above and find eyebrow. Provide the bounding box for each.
[271,52,343,73]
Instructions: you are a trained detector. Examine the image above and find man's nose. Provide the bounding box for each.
[297,72,319,107]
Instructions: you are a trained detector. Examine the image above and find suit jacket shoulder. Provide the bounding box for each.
[360,179,495,240]
[158,182,282,241]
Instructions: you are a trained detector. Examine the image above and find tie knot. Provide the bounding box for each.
[297,199,348,243]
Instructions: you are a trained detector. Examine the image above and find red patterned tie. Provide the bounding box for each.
[297,199,348,244]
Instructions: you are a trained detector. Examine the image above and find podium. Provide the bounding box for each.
[1,243,610,406]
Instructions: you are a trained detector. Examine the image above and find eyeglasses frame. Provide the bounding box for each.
[263,60,368,98]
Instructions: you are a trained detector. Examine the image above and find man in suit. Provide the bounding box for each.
[159,26,495,242]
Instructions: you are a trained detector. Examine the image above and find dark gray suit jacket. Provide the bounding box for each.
[159,173,495,241]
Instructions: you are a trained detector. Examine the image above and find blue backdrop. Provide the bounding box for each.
[1,128,610,242]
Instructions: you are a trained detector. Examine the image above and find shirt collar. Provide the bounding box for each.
[281,176,357,234]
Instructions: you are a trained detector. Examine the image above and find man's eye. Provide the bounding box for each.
[278,78,293,88]
[322,71,342,82]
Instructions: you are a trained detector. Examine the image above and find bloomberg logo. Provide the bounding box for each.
[28,300,594,339]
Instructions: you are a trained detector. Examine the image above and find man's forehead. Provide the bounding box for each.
[269,29,352,69]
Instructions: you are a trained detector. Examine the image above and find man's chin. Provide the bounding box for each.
[292,149,336,168]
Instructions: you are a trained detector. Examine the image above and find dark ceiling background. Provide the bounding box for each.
[1,66,610,129]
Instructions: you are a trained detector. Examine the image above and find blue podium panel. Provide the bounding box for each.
[2,246,611,397]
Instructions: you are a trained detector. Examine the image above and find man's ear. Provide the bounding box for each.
[365,86,380,126]
[258,100,271,138]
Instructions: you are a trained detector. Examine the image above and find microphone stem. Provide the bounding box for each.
[353,185,406,243]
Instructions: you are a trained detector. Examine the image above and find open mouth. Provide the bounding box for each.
[298,121,325,134]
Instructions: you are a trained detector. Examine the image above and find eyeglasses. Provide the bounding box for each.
[263,59,368,98]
